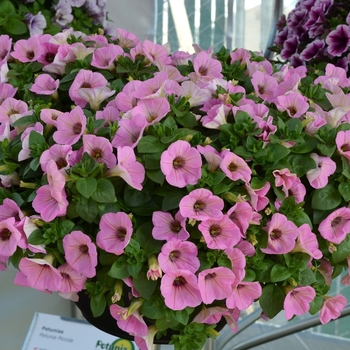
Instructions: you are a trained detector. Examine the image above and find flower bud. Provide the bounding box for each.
[147,255,162,281]
[111,280,123,303]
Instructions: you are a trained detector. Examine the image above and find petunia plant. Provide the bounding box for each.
[271,0,350,74]
[1,24,350,350]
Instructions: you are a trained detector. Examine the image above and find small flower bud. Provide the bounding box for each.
[111,280,123,303]
[147,255,162,281]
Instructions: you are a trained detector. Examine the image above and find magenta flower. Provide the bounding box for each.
[226,281,262,310]
[0,217,21,257]
[336,130,350,161]
[19,257,62,292]
[152,211,189,241]
[326,25,350,57]
[96,212,133,255]
[11,37,42,63]
[261,213,299,254]
[82,134,116,168]
[293,224,322,260]
[160,140,202,188]
[179,188,224,221]
[160,269,202,310]
[53,106,86,146]
[198,267,236,304]
[220,151,252,183]
[284,286,316,320]
[62,230,98,278]
[277,92,309,119]
[32,185,68,222]
[30,74,59,95]
[306,153,336,189]
[318,207,350,244]
[158,240,200,273]
[320,295,347,324]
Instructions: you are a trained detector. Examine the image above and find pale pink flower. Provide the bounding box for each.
[336,130,350,161]
[58,263,86,295]
[284,286,316,320]
[106,146,145,190]
[0,198,23,223]
[0,97,28,125]
[18,257,62,292]
[30,74,59,95]
[115,80,142,112]
[11,37,42,63]
[0,217,22,257]
[292,224,322,260]
[245,182,271,211]
[152,211,189,241]
[179,188,224,221]
[251,71,278,103]
[91,44,123,70]
[193,51,223,78]
[198,267,236,304]
[226,281,262,310]
[179,81,211,107]
[227,202,253,237]
[142,40,171,65]
[82,134,116,168]
[131,97,170,125]
[40,144,73,173]
[160,140,202,188]
[131,72,168,99]
[53,106,86,145]
[160,269,202,310]
[0,83,17,104]
[277,92,309,119]
[320,295,347,324]
[158,240,200,273]
[306,153,336,189]
[201,104,230,129]
[197,144,223,172]
[112,28,140,48]
[18,123,44,161]
[225,247,246,283]
[261,213,299,254]
[0,35,12,65]
[63,230,98,278]
[22,217,46,254]
[96,212,133,255]
[199,215,241,250]
[96,106,121,127]
[39,108,63,127]
[273,168,298,196]
[147,255,162,281]
[45,159,66,202]
[318,259,333,287]
[78,86,115,111]
[318,207,350,244]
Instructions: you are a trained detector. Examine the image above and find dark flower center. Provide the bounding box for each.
[81,82,92,88]
[91,148,102,159]
[79,244,89,254]
[270,229,282,240]
[198,66,208,76]
[116,227,127,241]
[341,144,350,152]
[228,162,237,171]
[0,228,11,241]
[170,220,181,233]
[331,217,343,228]
[194,200,205,211]
[26,51,35,60]
[72,122,82,134]
[209,224,221,237]
[56,157,68,169]
[169,250,181,262]
[61,272,69,279]
[173,156,185,169]
[204,272,216,280]
[45,52,55,63]
[0,50,7,60]
[258,85,265,94]
[288,106,297,116]
[173,276,187,287]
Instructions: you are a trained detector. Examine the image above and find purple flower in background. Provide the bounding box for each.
[326,25,350,57]
[290,54,306,68]
[281,35,299,60]
[25,12,47,36]
[300,39,325,61]
[68,0,86,6]
[53,0,74,27]
[287,8,308,30]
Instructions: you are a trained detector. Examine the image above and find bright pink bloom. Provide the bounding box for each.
[320,295,347,324]
[160,269,202,310]
[91,44,123,70]
[277,92,309,119]
[115,80,142,112]
[179,188,224,221]
[251,71,278,102]
[69,69,108,108]
[53,106,86,146]
[96,212,133,255]
[62,230,98,278]
[227,202,253,236]
[106,146,145,190]
[30,74,59,95]
[0,198,23,223]
[110,304,148,337]
[152,211,189,241]
[11,37,42,63]
[245,182,271,211]
[220,152,252,183]
[225,247,246,283]
[45,159,66,201]
[82,134,116,168]
[158,240,200,273]
[18,257,62,292]
[40,144,72,173]
[199,215,241,250]
[261,213,299,254]
[32,185,68,222]
[112,116,147,148]
[318,207,350,244]
[193,51,223,78]
[198,267,236,304]
[160,140,202,188]
[306,153,336,189]
[284,286,316,320]
[336,130,350,161]
[293,224,322,260]
[0,217,21,257]
[226,281,262,310]
[58,263,86,294]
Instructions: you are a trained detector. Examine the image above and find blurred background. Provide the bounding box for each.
[4,1,350,349]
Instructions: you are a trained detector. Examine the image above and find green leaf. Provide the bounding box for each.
[332,235,350,264]
[90,292,106,317]
[265,143,290,162]
[27,229,45,245]
[76,198,98,223]
[309,295,324,315]
[140,295,166,319]
[91,178,116,203]
[311,184,342,210]
[137,135,166,153]
[297,268,317,286]
[162,190,184,211]
[172,309,190,325]
[133,270,157,299]
[76,178,97,199]
[11,114,38,127]
[108,260,130,279]
[4,17,28,35]
[286,154,316,177]
[29,131,45,147]
[338,182,350,202]
[0,0,15,14]
[259,284,285,318]
[270,264,291,282]
[156,314,179,331]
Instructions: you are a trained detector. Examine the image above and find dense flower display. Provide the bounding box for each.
[1,24,350,350]
[0,0,106,38]
[272,0,350,74]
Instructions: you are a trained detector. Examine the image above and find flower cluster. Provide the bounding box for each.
[272,0,350,73]
[0,0,106,39]
[1,25,350,350]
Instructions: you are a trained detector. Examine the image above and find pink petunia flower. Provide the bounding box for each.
[261,213,299,254]
[199,215,241,250]
[245,182,271,211]
[130,97,170,125]
[115,80,142,112]
[0,83,17,104]
[251,70,278,103]
[0,217,22,257]
[0,97,29,125]
[53,106,86,146]
[198,267,236,304]
[11,37,42,63]
[318,207,350,244]
[30,74,60,95]
[276,92,309,118]
[62,230,98,278]
[96,212,133,255]
[226,281,262,310]
[0,198,23,223]
[40,108,63,127]
[336,130,350,161]
[152,211,189,241]
[193,51,223,79]
[158,240,200,273]
[160,269,202,310]
[227,202,253,237]
[18,123,44,162]
[78,86,115,111]
[40,144,72,173]
[306,153,336,189]
[292,224,322,260]
[225,247,246,284]
[22,217,46,254]
[320,294,347,324]
[91,44,123,71]
[58,263,86,301]
[284,286,316,320]
[160,140,202,188]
